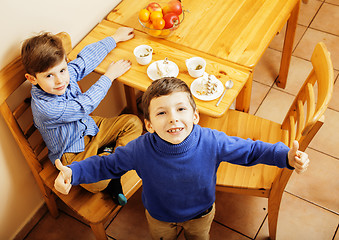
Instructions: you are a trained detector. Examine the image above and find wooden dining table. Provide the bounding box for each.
[68,20,251,118]
[106,0,301,112]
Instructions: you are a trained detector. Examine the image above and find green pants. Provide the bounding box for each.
[61,114,143,193]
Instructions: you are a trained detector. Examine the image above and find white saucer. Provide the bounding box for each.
[147,60,179,81]
[190,74,224,101]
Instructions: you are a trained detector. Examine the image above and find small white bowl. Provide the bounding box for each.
[185,57,206,78]
[134,45,153,65]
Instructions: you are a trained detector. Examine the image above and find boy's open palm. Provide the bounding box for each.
[54,159,73,195]
[288,140,310,174]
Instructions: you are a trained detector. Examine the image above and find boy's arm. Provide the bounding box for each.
[68,27,134,82]
[54,142,137,194]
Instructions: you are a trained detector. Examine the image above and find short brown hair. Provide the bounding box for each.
[21,32,66,76]
[142,77,196,120]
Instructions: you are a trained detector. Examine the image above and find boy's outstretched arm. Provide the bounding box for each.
[111,27,134,43]
[288,140,310,174]
[54,159,73,195]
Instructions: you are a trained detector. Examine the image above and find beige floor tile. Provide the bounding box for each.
[249,81,271,115]
[294,28,339,70]
[214,191,267,239]
[177,221,250,240]
[255,88,295,124]
[255,193,339,240]
[326,0,339,6]
[269,24,307,52]
[253,48,282,86]
[24,212,96,240]
[106,188,152,239]
[311,3,339,35]
[299,0,323,26]
[309,108,339,158]
[272,55,313,95]
[329,71,339,111]
[286,148,339,213]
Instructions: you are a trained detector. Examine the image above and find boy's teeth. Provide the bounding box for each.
[169,128,181,132]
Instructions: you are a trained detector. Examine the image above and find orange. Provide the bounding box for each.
[149,24,162,36]
[160,29,171,36]
[139,9,150,22]
[152,18,165,30]
[150,11,163,22]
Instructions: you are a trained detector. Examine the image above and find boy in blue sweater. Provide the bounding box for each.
[54,77,309,239]
[21,27,143,205]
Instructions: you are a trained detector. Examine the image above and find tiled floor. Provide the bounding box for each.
[23,0,339,239]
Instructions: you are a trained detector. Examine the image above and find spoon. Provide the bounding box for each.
[215,80,234,107]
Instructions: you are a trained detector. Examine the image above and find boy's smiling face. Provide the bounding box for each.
[26,59,70,96]
[144,91,199,144]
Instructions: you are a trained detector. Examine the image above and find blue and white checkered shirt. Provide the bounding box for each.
[31,37,116,164]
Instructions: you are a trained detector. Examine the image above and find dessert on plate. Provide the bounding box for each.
[196,74,218,96]
[156,58,174,77]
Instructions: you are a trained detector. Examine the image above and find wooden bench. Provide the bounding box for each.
[0,32,142,240]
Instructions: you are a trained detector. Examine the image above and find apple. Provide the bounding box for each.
[147,2,162,12]
[163,13,180,29]
[168,0,182,16]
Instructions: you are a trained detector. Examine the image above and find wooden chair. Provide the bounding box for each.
[0,32,142,240]
[199,42,333,240]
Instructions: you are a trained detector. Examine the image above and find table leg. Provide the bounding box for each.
[235,72,252,113]
[123,85,138,115]
[276,0,300,89]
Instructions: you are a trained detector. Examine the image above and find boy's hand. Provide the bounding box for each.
[112,27,134,43]
[104,59,132,81]
[288,140,310,174]
[54,159,73,195]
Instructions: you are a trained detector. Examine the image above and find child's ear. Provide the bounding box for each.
[25,73,38,85]
[144,119,155,133]
[193,109,200,124]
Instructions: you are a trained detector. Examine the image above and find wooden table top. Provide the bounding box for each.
[106,0,299,68]
[68,20,251,118]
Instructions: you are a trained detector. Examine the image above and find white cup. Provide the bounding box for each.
[134,45,153,65]
[185,57,206,78]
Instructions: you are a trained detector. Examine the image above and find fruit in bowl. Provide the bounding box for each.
[138,1,185,38]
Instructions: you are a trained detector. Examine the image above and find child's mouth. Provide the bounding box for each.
[167,128,183,133]
[55,85,65,91]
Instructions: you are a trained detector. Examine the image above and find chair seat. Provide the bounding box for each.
[200,109,289,197]
[40,161,142,224]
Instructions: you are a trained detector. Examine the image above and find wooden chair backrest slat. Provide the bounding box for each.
[282,42,333,149]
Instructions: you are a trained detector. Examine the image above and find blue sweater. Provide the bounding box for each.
[70,125,291,222]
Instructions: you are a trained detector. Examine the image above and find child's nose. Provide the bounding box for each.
[168,112,179,123]
[54,75,62,84]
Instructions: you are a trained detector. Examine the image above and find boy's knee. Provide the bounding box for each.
[123,114,143,131]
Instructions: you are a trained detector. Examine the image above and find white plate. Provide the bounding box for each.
[190,75,224,101]
[147,60,179,81]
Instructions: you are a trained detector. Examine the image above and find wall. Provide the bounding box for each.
[0,0,124,239]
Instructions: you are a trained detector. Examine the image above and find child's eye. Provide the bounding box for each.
[157,111,165,116]
[46,74,52,78]
[178,107,186,111]
[60,68,66,73]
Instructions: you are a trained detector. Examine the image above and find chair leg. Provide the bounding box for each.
[267,194,281,240]
[267,169,293,240]
[43,192,59,218]
[90,223,108,240]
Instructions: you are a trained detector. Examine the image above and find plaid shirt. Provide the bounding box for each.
[31,37,116,164]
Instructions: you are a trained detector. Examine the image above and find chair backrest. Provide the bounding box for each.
[281,42,334,151]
